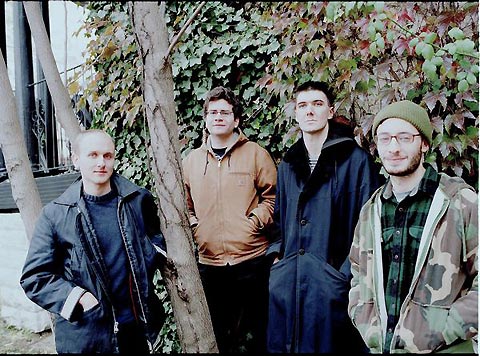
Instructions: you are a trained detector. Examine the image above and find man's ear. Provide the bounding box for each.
[421,140,430,153]
[328,106,334,120]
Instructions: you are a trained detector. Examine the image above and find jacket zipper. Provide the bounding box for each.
[116,198,152,351]
[76,206,120,346]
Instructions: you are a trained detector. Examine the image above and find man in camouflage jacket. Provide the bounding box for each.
[348,100,478,353]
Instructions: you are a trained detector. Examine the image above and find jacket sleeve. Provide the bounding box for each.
[141,191,167,258]
[266,164,283,258]
[182,156,198,228]
[442,188,478,345]
[249,147,277,230]
[348,214,363,325]
[339,151,383,276]
[20,208,87,321]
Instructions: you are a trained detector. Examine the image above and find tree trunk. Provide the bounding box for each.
[23,1,81,142]
[130,2,218,353]
[0,51,43,241]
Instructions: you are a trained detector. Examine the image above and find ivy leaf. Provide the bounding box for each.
[453,165,463,177]
[451,111,465,131]
[393,38,409,55]
[424,91,448,111]
[430,115,444,133]
[214,56,234,69]
[438,140,450,158]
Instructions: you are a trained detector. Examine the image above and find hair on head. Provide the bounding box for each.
[294,81,335,106]
[203,86,243,127]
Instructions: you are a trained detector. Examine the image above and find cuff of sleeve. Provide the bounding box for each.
[249,212,265,229]
[61,286,86,321]
[154,244,167,258]
[442,309,463,345]
[189,216,198,228]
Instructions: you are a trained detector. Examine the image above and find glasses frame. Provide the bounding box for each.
[206,110,234,118]
[374,132,422,146]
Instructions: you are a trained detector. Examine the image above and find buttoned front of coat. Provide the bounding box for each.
[267,122,382,353]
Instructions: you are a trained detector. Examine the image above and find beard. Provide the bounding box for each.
[384,148,423,177]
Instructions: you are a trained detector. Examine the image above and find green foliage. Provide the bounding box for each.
[255,2,479,188]
[72,1,479,351]
[167,2,284,160]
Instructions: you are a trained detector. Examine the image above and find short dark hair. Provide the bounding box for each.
[294,81,335,106]
[203,86,243,127]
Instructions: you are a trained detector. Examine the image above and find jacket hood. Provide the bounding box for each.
[53,172,141,206]
[199,129,250,175]
[201,128,249,155]
[438,173,476,198]
[283,120,357,182]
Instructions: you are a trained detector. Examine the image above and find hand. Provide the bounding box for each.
[79,292,99,312]
[248,214,260,227]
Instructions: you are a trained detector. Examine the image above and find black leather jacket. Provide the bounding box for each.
[20,173,167,353]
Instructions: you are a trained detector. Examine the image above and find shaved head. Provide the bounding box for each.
[72,130,115,155]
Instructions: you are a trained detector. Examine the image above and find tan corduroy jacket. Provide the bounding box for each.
[182,130,277,266]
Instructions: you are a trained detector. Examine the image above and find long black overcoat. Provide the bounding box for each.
[267,122,382,353]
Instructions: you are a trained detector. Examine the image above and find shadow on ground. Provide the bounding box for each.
[0,319,55,354]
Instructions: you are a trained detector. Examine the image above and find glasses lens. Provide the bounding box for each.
[398,133,414,143]
[208,110,232,117]
[376,134,391,145]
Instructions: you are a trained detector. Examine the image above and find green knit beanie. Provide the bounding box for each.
[372,100,433,145]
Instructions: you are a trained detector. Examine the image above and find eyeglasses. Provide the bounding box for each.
[374,133,421,146]
[207,110,233,117]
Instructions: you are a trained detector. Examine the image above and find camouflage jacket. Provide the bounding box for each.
[348,173,478,353]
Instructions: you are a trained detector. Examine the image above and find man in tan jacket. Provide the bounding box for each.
[182,86,277,353]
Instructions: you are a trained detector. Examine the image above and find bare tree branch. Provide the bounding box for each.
[166,1,207,58]
[23,1,81,142]
[0,51,43,240]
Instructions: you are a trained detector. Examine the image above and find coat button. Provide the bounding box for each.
[300,219,307,226]
[299,248,305,255]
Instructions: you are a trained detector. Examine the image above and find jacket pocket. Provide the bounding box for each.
[54,303,113,353]
[397,300,449,352]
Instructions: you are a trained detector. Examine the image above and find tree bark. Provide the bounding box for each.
[0,51,43,241]
[130,2,218,353]
[23,1,81,142]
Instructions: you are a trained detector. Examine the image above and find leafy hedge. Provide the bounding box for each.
[72,1,479,352]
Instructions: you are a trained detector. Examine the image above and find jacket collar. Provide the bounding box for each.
[54,172,140,206]
[202,128,249,156]
[283,120,356,182]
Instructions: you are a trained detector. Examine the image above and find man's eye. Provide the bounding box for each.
[313,102,323,107]
[377,136,390,144]
[298,103,307,108]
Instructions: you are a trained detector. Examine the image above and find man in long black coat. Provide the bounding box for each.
[266,81,382,353]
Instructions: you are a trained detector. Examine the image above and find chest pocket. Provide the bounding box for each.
[228,171,254,189]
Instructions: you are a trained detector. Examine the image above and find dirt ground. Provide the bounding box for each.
[0,319,55,354]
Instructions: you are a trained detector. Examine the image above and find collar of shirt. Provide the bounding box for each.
[381,164,440,202]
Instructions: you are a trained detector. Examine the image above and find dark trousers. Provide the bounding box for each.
[116,321,149,354]
[198,254,271,354]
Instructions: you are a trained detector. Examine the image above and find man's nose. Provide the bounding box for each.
[387,137,402,150]
[305,103,315,113]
